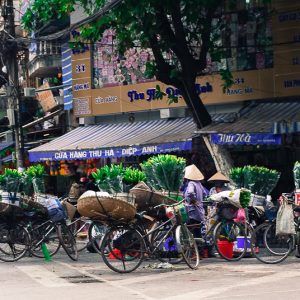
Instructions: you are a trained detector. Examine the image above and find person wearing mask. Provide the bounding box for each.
[208,172,231,196]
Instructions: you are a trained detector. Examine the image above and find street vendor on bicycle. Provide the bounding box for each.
[183,164,206,242]
[207,172,231,196]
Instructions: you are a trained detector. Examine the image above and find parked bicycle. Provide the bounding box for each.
[100,200,199,273]
[251,192,300,264]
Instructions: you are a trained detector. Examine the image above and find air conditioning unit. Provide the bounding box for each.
[160,109,170,119]
[24,87,36,97]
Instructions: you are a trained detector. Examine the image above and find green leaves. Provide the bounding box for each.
[140,154,186,192]
[239,189,251,208]
[91,164,146,194]
[25,164,45,179]
[21,0,76,32]
[123,168,146,185]
[220,69,234,93]
[229,165,280,196]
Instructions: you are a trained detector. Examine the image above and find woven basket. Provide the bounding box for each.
[77,191,136,221]
[0,203,24,217]
[61,200,77,220]
[21,196,48,214]
[129,186,176,211]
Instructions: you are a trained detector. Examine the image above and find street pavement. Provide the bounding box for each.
[1,251,300,300]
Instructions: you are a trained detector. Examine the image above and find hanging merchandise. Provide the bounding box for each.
[293,161,300,191]
[59,161,66,176]
[49,161,59,176]
[276,197,295,236]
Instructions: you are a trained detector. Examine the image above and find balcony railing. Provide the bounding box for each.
[28,42,62,78]
[29,42,61,61]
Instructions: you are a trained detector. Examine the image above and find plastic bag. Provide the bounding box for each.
[234,208,246,223]
[275,199,295,236]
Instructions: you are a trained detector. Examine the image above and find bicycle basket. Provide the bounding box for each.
[217,203,239,220]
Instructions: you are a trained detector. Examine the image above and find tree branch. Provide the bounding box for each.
[197,2,220,72]
[153,3,194,73]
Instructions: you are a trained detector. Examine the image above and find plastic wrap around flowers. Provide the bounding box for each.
[209,189,251,208]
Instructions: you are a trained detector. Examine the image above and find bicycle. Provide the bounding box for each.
[100,200,199,273]
[187,199,260,261]
[26,217,79,261]
[0,219,31,262]
[251,192,300,264]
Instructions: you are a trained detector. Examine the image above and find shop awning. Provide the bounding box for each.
[197,101,300,145]
[28,117,197,162]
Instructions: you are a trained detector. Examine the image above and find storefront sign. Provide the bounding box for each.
[95,95,118,104]
[73,97,91,115]
[278,11,300,22]
[127,82,213,102]
[210,133,282,145]
[36,82,58,112]
[73,82,90,91]
[28,141,192,162]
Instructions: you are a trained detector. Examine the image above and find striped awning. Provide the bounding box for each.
[28,118,197,162]
[197,101,300,134]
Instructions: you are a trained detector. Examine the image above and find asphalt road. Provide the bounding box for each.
[2,251,300,300]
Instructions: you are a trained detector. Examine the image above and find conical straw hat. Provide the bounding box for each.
[184,164,204,181]
[207,172,230,182]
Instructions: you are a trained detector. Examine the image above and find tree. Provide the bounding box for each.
[21,0,270,174]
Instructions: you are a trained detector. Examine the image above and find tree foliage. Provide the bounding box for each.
[22,0,271,128]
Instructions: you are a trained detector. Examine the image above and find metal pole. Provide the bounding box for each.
[4,0,24,170]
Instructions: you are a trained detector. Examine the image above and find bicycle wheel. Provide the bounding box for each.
[251,222,293,264]
[69,218,90,252]
[58,223,78,261]
[150,222,183,264]
[88,221,107,254]
[101,225,145,273]
[176,224,199,269]
[214,220,249,261]
[29,220,61,258]
[0,223,30,262]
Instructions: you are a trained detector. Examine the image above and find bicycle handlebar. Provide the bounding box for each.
[153,199,184,209]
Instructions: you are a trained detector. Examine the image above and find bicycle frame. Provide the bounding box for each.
[141,216,177,255]
[27,219,57,249]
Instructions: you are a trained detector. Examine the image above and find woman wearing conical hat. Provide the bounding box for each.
[183,164,206,224]
[208,172,231,196]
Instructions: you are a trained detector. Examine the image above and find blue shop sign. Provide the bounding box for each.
[210,133,281,145]
[29,141,192,162]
